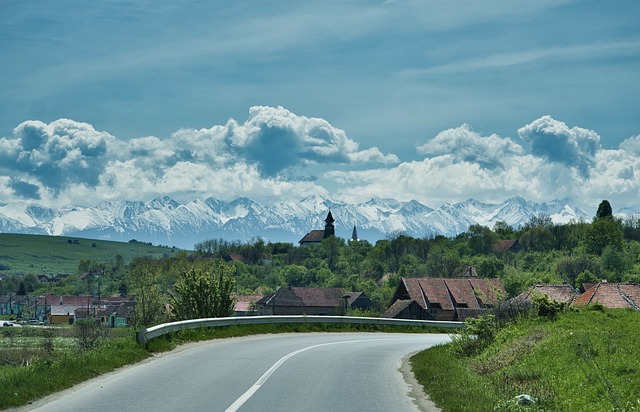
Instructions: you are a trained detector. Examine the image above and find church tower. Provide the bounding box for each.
[323,211,335,238]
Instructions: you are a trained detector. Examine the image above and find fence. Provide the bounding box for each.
[136,315,464,345]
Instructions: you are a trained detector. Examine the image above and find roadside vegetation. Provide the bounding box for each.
[412,305,640,412]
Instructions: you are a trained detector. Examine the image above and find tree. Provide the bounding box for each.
[595,200,613,220]
[525,213,554,231]
[282,265,310,286]
[128,257,164,328]
[493,221,515,239]
[467,224,499,255]
[520,226,555,252]
[555,254,601,286]
[170,262,236,320]
[585,218,624,255]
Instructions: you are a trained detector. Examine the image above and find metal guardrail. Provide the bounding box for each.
[136,315,464,345]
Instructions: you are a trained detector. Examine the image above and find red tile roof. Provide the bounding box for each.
[517,284,580,305]
[399,277,505,311]
[572,282,640,309]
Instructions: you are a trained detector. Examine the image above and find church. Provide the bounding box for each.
[298,211,335,245]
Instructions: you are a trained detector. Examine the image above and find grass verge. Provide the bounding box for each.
[0,332,150,410]
[411,308,640,412]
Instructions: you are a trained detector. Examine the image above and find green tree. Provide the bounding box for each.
[467,224,499,255]
[170,262,236,320]
[16,281,27,296]
[128,257,164,328]
[320,235,345,271]
[493,220,515,239]
[282,265,310,286]
[520,226,555,252]
[555,254,601,286]
[601,245,632,279]
[595,200,613,220]
[585,218,624,255]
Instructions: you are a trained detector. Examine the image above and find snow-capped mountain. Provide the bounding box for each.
[0,195,606,249]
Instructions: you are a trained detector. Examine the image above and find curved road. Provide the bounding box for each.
[21,333,450,412]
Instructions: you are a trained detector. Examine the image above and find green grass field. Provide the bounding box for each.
[0,233,181,276]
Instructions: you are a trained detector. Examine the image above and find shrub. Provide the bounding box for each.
[451,314,498,357]
[531,294,565,319]
[74,320,107,351]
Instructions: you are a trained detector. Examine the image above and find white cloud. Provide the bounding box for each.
[518,115,600,175]
[417,124,523,168]
[0,107,395,205]
[328,115,640,208]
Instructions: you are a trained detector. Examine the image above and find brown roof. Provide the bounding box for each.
[572,282,640,309]
[383,299,415,318]
[37,295,93,307]
[299,230,325,244]
[226,253,247,263]
[494,239,519,253]
[399,277,505,311]
[232,294,262,312]
[517,284,580,305]
[257,287,365,308]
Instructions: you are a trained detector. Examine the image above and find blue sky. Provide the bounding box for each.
[1,0,639,210]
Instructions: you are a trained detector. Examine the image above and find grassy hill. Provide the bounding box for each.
[412,308,640,412]
[0,233,184,276]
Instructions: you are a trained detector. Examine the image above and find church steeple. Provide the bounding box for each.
[323,211,335,238]
[350,224,359,242]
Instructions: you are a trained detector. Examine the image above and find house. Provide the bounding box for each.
[232,294,263,316]
[494,239,521,254]
[36,295,134,324]
[384,277,506,321]
[0,295,37,317]
[224,253,248,264]
[0,295,12,315]
[256,287,372,315]
[515,284,580,305]
[572,281,640,310]
[100,303,135,327]
[299,211,335,245]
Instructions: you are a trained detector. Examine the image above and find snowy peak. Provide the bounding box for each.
[0,196,607,249]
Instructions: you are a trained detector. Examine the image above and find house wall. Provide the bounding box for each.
[257,304,344,316]
[273,305,344,316]
[48,314,72,324]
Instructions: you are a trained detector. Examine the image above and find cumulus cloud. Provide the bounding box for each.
[1,111,638,209]
[1,119,114,194]
[517,115,600,176]
[0,106,396,205]
[329,115,639,208]
[416,124,523,169]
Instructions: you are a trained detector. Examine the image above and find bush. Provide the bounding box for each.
[74,320,107,351]
[531,294,565,319]
[451,314,498,357]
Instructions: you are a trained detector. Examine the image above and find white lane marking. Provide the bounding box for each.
[224,338,397,412]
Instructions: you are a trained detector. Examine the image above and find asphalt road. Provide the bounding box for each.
[20,332,450,412]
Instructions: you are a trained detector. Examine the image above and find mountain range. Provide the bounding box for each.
[0,195,630,250]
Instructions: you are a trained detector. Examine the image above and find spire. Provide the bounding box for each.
[325,211,335,224]
[323,211,335,238]
[351,224,359,242]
